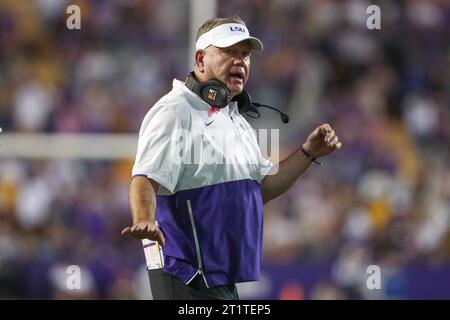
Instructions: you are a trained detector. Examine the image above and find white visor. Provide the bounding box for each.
[196,23,263,51]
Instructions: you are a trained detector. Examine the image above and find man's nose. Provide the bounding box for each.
[233,53,246,65]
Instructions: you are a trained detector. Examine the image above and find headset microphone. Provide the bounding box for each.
[251,103,290,124]
[185,72,289,124]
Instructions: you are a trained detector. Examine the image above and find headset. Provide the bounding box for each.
[185,72,289,123]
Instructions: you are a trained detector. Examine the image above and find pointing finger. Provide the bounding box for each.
[156,230,166,247]
[121,227,131,236]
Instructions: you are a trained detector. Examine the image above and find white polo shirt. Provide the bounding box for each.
[132,79,273,195]
[131,79,274,288]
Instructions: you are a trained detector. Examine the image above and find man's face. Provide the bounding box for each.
[201,41,252,97]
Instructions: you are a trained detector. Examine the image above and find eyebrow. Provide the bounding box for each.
[222,46,252,53]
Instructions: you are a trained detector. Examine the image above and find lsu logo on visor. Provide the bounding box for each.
[230,26,246,33]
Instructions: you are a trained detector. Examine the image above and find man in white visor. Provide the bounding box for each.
[123,15,342,300]
[193,16,262,99]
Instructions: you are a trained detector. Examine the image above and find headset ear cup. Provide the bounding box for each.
[200,80,230,108]
[185,72,231,108]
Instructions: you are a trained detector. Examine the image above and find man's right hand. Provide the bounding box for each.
[121,222,165,247]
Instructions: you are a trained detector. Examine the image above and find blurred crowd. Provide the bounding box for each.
[0,0,449,299]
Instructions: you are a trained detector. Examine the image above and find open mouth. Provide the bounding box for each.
[229,72,244,81]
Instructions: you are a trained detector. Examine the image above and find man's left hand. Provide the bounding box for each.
[302,123,342,159]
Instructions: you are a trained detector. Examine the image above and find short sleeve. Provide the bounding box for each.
[258,155,274,180]
[132,106,185,193]
[255,151,275,183]
[245,123,275,183]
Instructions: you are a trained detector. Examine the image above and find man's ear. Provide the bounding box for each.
[195,50,206,73]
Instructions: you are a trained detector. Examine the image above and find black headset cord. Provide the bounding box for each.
[249,103,290,124]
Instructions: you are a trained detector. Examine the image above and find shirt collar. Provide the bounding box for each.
[173,79,210,109]
[173,79,240,115]
[228,100,239,116]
